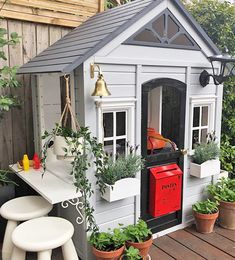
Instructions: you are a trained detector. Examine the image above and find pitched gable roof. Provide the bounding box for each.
[18,0,220,74]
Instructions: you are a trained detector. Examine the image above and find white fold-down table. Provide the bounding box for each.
[10,164,81,204]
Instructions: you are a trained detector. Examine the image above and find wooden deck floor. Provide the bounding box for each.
[150,225,235,260]
[0,225,234,259]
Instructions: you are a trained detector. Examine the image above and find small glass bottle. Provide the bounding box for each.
[33,153,40,169]
[22,154,30,171]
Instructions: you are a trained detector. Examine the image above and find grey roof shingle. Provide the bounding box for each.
[18,0,220,74]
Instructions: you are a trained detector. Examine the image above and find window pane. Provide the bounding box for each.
[201,129,208,143]
[116,112,126,136]
[192,130,199,148]
[104,140,113,155]
[168,16,179,38]
[134,29,160,43]
[201,106,209,126]
[103,113,113,138]
[171,34,193,46]
[193,107,200,127]
[116,139,126,155]
[152,14,165,37]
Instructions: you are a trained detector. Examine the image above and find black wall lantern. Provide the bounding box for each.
[200,52,235,87]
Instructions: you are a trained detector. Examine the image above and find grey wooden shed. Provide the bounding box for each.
[18,0,224,259]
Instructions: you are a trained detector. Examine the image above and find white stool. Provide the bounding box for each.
[0,196,53,260]
[11,217,78,260]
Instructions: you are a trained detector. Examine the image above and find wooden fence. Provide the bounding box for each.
[0,1,104,169]
[0,0,104,27]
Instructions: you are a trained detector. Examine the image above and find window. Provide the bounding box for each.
[190,97,216,150]
[103,111,127,155]
[124,9,199,50]
[96,99,135,157]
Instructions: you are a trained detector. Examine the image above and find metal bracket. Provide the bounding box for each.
[61,198,85,225]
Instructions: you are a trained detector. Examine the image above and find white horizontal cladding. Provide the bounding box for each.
[99,215,135,232]
[107,85,136,97]
[106,45,208,65]
[189,84,217,95]
[142,66,186,74]
[141,72,186,84]
[96,204,135,225]
[95,56,211,68]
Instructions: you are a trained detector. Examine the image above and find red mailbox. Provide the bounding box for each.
[149,163,183,218]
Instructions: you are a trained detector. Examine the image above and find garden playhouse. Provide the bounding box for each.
[17,0,224,259]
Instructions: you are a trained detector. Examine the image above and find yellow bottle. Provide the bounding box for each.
[22,154,30,171]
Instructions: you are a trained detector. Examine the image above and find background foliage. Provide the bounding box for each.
[184,0,235,176]
[0,27,21,119]
[0,26,21,184]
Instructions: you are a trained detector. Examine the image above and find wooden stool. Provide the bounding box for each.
[11,217,78,260]
[0,196,53,260]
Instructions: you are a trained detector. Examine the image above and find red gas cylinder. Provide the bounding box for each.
[149,164,183,218]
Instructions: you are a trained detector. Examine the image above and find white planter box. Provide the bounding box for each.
[101,178,141,202]
[190,159,220,178]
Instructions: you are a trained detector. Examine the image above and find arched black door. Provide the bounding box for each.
[141,78,186,233]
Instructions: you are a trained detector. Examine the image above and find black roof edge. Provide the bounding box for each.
[62,0,164,73]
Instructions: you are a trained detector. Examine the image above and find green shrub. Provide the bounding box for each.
[124,246,142,260]
[207,177,235,202]
[192,199,218,214]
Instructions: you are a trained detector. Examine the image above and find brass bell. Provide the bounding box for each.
[91,73,111,97]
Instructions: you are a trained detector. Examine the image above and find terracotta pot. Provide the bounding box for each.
[219,201,235,230]
[126,236,153,260]
[92,245,124,260]
[193,210,219,233]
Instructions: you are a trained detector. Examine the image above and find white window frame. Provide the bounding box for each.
[96,98,136,156]
[189,96,216,153]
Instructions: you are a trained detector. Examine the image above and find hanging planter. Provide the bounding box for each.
[101,178,141,202]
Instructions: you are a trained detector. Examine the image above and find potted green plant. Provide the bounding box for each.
[207,177,235,229]
[120,246,142,260]
[97,144,144,202]
[89,227,126,260]
[190,132,220,178]
[123,219,152,259]
[42,126,104,233]
[192,199,219,233]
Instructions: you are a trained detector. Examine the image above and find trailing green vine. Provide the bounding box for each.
[42,125,105,232]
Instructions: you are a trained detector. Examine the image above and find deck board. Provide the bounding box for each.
[153,236,204,260]
[168,229,234,260]
[185,226,235,258]
[214,226,235,242]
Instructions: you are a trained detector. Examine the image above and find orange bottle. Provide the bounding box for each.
[22,154,30,171]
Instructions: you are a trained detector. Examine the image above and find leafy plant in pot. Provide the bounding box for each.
[89,226,126,260]
[120,246,142,260]
[123,219,152,260]
[42,126,105,233]
[207,177,235,229]
[192,199,219,233]
[190,132,220,178]
[97,144,144,202]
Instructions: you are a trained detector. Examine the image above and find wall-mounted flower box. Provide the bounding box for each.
[101,178,141,202]
[190,159,220,178]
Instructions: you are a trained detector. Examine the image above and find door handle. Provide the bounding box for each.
[180,149,188,155]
